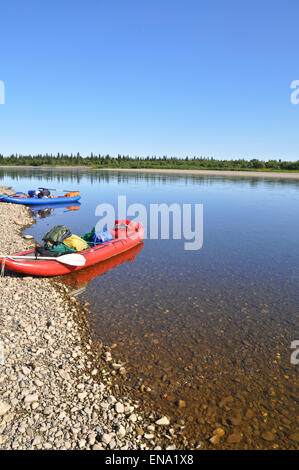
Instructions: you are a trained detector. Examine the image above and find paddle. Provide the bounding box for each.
[38,188,79,192]
[4,253,86,267]
[38,187,57,191]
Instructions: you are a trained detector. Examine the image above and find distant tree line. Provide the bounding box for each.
[0,153,298,171]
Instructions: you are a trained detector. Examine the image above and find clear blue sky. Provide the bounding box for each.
[0,0,298,160]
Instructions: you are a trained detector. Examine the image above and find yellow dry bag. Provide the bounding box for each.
[63,234,88,252]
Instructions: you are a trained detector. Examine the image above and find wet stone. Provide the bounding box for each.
[261,431,276,442]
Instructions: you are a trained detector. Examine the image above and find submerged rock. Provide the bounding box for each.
[155,416,170,426]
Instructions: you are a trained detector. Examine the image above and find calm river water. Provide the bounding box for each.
[1,167,298,449]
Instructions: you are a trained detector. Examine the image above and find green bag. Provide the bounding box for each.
[47,243,76,254]
[82,227,95,245]
[43,225,71,246]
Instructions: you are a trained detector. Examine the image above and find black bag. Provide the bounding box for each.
[35,246,60,257]
[38,189,51,198]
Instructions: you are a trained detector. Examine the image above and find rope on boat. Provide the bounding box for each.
[114,223,129,229]
[1,257,7,277]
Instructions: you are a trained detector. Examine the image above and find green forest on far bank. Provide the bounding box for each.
[0,154,299,171]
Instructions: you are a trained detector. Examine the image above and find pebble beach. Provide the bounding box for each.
[0,186,178,451]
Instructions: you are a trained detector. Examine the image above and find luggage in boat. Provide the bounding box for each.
[62,234,89,252]
[93,228,113,245]
[28,189,51,198]
[0,219,144,276]
[35,245,73,257]
[82,228,96,244]
[38,189,51,198]
[65,191,80,197]
[43,225,71,247]
[82,227,113,246]
[44,243,77,254]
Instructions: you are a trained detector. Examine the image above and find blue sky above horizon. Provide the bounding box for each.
[0,0,298,161]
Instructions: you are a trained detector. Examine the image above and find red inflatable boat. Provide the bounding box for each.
[0,220,144,277]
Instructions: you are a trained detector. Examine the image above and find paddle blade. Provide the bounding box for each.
[56,254,86,266]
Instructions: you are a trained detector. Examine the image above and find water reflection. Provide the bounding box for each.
[29,202,81,219]
[1,167,299,189]
[62,242,144,296]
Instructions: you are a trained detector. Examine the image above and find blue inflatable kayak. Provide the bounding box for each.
[0,194,81,205]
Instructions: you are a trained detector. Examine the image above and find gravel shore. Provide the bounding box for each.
[96,168,299,179]
[1,166,299,179]
[0,186,177,450]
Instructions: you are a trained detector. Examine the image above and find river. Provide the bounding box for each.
[1,167,298,449]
